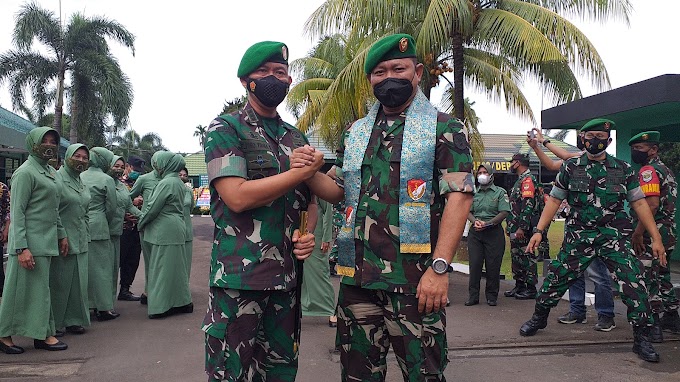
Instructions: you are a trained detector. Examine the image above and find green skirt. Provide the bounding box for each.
[147,242,192,315]
[140,231,151,293]
[88,239,114,311]
[185,240,193,282]
[0,256,56,339]
[111,235,121,302]
[50,252,90,329]
[301,246,336,317]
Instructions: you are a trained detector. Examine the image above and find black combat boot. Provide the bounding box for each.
[519,306,550,336]
[632,325,660,362]
[504,283,522,297]
[660,310,680,334]
[649,313,664,343]
[515,285,537,300]
[118,286,141,301]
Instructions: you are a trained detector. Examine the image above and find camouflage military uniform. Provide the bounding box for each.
[335,110,474,382]
[632,156,678,314]
[202,103,311,382]
[506,169,540,289]
[537,153,652,326]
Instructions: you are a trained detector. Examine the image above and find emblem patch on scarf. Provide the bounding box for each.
[407,179,426,201]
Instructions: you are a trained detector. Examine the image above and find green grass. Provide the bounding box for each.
[455,220,565,280]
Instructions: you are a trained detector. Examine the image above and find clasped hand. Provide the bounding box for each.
[290,145,324,177]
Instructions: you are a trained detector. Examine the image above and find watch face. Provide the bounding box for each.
[433,259,448,273]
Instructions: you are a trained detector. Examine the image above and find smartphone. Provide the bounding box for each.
[529,130,536,139]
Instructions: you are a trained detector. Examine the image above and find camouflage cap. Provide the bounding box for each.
[628,131,660,146]
[580,118,615,133]
[364,34,416,74]
[237,41,289,78]
[508,153,530,164]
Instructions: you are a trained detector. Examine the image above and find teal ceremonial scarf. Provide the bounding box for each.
[336,89,437,277]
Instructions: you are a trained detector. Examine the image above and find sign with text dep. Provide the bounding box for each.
[473,161,514,173]
[195,187,210,208]
[199,174,209,187]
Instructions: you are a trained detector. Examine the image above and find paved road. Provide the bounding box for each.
[0,216,678,381]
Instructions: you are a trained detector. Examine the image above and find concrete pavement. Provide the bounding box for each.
[0,216,679,381]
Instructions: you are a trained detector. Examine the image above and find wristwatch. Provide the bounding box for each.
[15,248,26,254]
[542,139,551,146]
[532,227,546,236]
[431,258,452,275]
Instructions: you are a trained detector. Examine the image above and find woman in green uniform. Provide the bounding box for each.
[81,147,119,321]
[51,144,91,336]
[0,127,68,354]
[179,166,194,282]
[138,153,192,318]
[109,156,141,304]
[301,196,337,326]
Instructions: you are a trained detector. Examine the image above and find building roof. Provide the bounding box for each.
[0,106,71,153]
[478,133,579,169]
[184,152,206,176]
[305,128,336,161]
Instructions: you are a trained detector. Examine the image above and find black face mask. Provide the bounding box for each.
[577,136,585,150]
[509,163,518,174]
[373,77,414,108]
[247,75,289,107]
[630,149,650,165]
[584,137,609,156]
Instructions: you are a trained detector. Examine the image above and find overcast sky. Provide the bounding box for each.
[1,0,679,154]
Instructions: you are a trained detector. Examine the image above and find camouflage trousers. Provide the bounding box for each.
[637,238,679,314]
[203,288,299,382]
[510,238,537,287]
[537,230,653,326]
[336,284,447,382]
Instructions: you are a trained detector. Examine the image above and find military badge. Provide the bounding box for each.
[641,133,649,141]
[282,46,288,61]
[399,37,408,53]
[345,206,354,226]
[407,179,426,201]
[641,169,654,183]
[249,80,256,92]
[604,122,611,130]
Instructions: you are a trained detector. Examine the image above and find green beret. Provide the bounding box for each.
[628,131,660,146]
[364,34,416,74]
[237,41,289,78]
[580,118,615,133]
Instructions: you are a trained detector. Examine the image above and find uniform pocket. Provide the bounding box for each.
[245,150,276,180]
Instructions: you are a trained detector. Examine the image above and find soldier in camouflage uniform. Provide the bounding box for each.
[628,131,680,340]
[291,34,474,382]
[202,41,321,382]
[504,153,541,300]
[521,119,666,363]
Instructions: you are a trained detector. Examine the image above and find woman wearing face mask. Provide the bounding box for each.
[0,127,69,354]
[50,144,92,337]
[109,156,141,307]
[138,152,192,319]
[178,166,194,282]
[81,147,119,321]
[465,164,510,306]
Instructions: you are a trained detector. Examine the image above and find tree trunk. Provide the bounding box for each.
[451,33,465,121]
[70,83,78,144]
[53,60,66,135]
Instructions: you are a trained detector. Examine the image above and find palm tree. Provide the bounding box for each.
[0,2,135,143]
[221,95,247,115]
[110,129,167,170]
[193,124,207,149]
[305,0,629,136]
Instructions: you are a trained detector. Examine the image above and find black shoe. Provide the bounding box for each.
[171,303,194,314]
[66,325,86,335]
[515,288,537,300]
[0,340,24,354]
[34,339,68,351]
[660,310,680,334]
[96,311,120,322]
[487,300,497,306]
[594,315,616,332]
[504,285,520,297]
[633,325,660,362]
[464,299,479,306]
[118,289,141,302]
[55,329,65,338]
[148,310,172,319]
[140,294,148,305]
[328,317,338,328]
[558,312,587,324]
[650,314,664,343]
[520,306,550,336]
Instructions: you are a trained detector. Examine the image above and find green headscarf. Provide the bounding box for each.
[152,151,175,179]
[150,151,165,179]
[109,155,125,179]
[89,147,115,172]
[64,143,89,174]
[164,154,186,177]
[26,126,60,164]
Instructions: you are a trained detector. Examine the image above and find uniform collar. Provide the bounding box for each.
[242,102,285,128]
